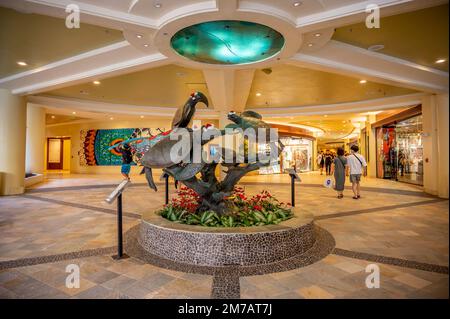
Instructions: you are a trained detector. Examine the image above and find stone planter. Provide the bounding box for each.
[138,207,315,266]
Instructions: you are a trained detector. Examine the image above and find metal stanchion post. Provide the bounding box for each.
[165,174,169,205]
[291,174,295,207]
[108,180,130,260]
[286,169,301,208]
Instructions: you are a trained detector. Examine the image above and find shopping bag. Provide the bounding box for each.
[323,177,334,188]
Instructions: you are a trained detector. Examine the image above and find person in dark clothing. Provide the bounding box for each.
[116,143,133,180]
[331,147,347,199]
[325,152,333,176]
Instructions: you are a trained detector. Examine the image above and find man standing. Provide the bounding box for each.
[346,145,367,199]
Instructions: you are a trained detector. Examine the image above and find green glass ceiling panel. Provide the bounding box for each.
[171,20,285,65]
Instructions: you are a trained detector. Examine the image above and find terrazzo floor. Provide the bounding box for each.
[0,172,448,299]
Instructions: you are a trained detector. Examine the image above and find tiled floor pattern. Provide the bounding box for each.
[0,173,448,298]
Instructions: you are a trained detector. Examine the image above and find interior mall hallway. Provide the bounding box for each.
[0,172,448,299]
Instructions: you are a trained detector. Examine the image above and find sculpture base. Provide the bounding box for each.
[139,207,315,267]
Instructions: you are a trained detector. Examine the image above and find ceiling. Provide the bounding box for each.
[43,64,212,108]
[46,113,87,125]
[264,108,407,139]
[246,65,417,108]
[0,6,124,78]
[333,3,449,72]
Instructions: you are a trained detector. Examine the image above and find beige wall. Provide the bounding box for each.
[436,94,449,198]
[421,94,449,198]
[26,105,46,174]
[63,139,71,171]
[0,89,27,195]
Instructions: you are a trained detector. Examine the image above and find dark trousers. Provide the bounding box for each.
[325,163,332,175]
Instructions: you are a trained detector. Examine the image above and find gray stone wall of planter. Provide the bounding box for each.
[138,207,316,266]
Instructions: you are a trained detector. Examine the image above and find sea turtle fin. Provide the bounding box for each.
[142,167,157,192]
[241,111,262,120]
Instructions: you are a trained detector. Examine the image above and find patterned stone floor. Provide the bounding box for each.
[0,172,448,299]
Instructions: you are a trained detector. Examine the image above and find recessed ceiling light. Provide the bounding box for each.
[154,3,162,8]
[93,80,101,85]
[144,44,149,47]
[72,112,76,115]
[360,80,367,84]
[308,43,313,47]
[136,34,143,39]
[110,117,114,120]
[293,1,302,6]
[140,115,145,119]
[436,59,446,64]
[17,61,27,66]
[256,93,262,97]
[51,115,55,119]
[314,33,321,37]
[324,115,328,117]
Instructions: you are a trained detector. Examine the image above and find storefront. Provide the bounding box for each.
[258,124,315,175]
[374,106,423,186]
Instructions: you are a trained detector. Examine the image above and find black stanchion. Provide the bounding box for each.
[291,174,296,207]
[286,169,301,208]
[165,174,169,205]
[112,193,129,260]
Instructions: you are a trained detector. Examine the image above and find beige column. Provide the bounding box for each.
[344,138,350,154]
[312,139,318,171]
[26,104,46,174]
[365,115,377,178]
[424,93,450,198]
[422,95,439,196]
[0,89,27,195]
[436,94,449,198]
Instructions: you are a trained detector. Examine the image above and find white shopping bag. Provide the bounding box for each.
[323,177,334,188]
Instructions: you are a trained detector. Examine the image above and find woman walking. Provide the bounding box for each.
[331,147,347,199]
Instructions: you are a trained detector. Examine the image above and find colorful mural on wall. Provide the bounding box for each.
[79,128,165,166]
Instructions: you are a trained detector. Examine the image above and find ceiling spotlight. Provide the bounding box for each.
[314,33,321,37]
[110,117,114,120]
[72,112,76,115]
[144,44,149,47]
[136,34,143,39]
[51,115,55,119]
[360,80,367,84]
[17,61,27,66]
[436,59,446,64]
[140,115,145,119]
[293,1,302,6]
[308,43,313,47]
[93,80,101,85]
[154,3,162,8]
[256,93,262,97]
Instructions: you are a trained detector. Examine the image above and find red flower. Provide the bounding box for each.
[253,205,262,211]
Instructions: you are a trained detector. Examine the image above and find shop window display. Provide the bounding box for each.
[376,115,423,186]
[259,137,312,175]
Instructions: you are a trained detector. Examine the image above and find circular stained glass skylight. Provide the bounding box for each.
[170,20,285,65]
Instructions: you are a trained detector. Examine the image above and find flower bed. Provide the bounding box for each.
[157,186,293,227]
